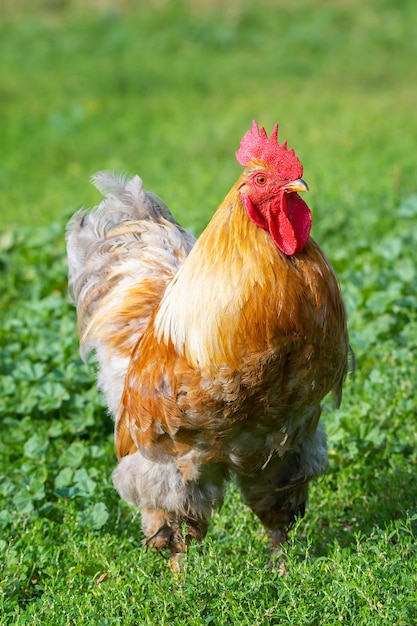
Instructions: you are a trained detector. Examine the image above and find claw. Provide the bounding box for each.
[168,551,186,574]
[264,552,286,576]
[144,519,208,561]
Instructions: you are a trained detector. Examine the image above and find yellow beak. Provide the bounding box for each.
[283,178,309,193]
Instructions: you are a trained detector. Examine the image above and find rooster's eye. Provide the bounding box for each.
[255,174,267,186]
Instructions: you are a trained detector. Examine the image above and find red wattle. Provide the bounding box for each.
[270,193,311,255]
[268,208,297,255]
[242,192,311,255]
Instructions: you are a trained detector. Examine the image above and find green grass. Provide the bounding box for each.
[1,0,417,624]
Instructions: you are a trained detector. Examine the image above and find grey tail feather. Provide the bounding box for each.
[90,170,172,223]
[91,171,130,199]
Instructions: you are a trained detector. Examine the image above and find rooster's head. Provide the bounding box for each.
[236,120,311,256]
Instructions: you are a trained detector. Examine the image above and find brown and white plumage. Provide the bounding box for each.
[67,172,195,416]
[66,122,350,556]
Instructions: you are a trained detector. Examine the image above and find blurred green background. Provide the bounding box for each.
[2,0,416,242]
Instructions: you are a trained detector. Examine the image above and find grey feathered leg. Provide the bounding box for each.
[237,423,328,550]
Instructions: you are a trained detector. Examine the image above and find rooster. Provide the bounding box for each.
[66,121,349,557]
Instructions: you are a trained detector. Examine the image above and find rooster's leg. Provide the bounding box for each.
[238,468,310,549]
[112,451,225,555]
[237,424,328,550]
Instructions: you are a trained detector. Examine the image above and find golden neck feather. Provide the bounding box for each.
[154,184,286,372]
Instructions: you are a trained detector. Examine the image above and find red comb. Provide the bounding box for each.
[235,121,303,180]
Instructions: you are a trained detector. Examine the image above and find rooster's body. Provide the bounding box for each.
[67,122,349,555]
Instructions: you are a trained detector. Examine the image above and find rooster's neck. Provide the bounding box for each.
[153,186,288,372]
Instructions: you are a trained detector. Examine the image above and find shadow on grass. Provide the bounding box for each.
[310,452,417,556]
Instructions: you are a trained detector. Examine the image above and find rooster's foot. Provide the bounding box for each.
[145,519,207,557]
